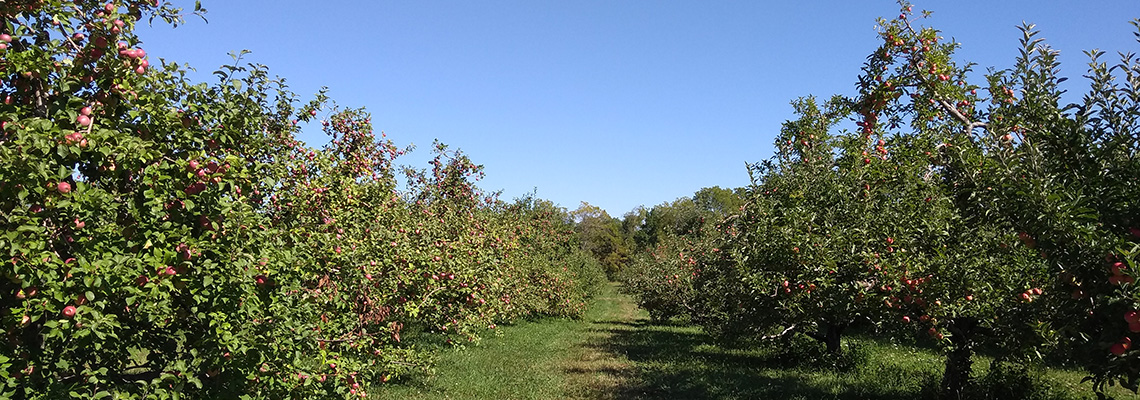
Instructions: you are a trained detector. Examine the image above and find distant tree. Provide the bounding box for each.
[572,202,632,279]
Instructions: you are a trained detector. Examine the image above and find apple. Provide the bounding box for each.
[57,181,72,193]
[62,305,77,318]
[1112,262,1127,276]
[1112,343,1128,356]
[1126,310,1140,324]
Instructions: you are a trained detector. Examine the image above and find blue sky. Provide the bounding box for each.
[135,1,1138,217]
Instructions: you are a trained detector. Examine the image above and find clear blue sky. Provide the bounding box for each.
[135,1,1138,217]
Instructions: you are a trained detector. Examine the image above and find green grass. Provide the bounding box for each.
[371,284,1140,399]
[369,284,637,400]
[368,317,579,400]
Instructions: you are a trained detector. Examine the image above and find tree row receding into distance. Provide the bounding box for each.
[620,3,1140,399]
[0,1,606,399]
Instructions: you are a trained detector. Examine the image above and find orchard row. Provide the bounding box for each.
[622,4,1140,399]
[0,1,604,399]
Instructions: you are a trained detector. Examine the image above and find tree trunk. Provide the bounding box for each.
[806,320,847,354]
[940,317,979,400]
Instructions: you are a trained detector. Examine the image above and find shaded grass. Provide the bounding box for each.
[372,283,1140,399]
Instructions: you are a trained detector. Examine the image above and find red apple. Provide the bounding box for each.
[1112,262,1127,276]
[62,305,77,318]
[1112,343,1127,356]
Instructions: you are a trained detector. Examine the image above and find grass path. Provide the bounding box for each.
[373,283,1136,399]
[370,283,640,400]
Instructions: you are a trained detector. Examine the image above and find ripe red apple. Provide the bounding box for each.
[1111,342,1127,356]
[62,305,77,318]
[1112,262,1127,276]
[57,181,72,193]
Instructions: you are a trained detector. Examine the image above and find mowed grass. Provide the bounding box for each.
[369,283,638,400]
[371,283,1140,399]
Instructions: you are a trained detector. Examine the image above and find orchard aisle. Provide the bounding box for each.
[370,283,813,400]
[369,283,645,400]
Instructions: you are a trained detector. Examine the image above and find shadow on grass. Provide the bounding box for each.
[580,317,937,400]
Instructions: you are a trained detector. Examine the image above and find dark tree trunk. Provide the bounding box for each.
[940,317,980,400]
[806,320,848,354]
